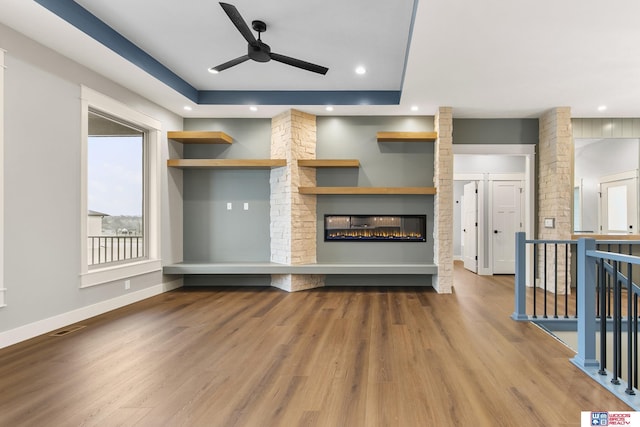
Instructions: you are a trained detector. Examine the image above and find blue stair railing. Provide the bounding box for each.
[513,232,640,408]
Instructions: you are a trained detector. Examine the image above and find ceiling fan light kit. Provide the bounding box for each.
[212,2,329,75]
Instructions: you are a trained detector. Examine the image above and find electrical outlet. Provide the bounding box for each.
[124,280,130,290]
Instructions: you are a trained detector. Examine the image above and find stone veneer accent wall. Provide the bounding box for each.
[270,109,325,292]
[538,107,573,293]
[433,107,454,293]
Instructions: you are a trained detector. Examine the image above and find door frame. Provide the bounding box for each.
[453,144,535,278]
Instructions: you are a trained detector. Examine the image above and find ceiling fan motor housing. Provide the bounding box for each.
[248,41,271,62]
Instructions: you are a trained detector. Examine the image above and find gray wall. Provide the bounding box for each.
[453,119,539,144]
[180,116,435,265]
[316,116,434,265]
[0,24,183,335]
[181,119,272,262]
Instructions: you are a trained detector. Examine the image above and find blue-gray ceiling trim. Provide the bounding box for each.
[400,0,420,90]
[34,0,199,102]
[198,90,401,105]
[34,0,408,107]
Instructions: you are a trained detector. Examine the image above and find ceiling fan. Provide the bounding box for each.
[210,2,329,75]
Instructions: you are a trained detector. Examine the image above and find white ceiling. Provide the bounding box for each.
[2,0,640,119]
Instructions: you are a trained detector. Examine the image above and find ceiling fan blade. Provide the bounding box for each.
[211,55,250,72]
[219,3,257,44]
[270,53,328,75]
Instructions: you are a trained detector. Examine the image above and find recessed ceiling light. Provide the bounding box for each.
[597,105,607,112]
[183,106,193,111]
[249,106,258,112]
[326,106,334,112]
[355,66,366,75]
[208,67,219,74]
[410,105,419,112]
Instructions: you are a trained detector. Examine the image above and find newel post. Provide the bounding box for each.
[571,238,599,370]
[512,232,529,320]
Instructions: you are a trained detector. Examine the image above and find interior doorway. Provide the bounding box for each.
[453,144,535,276]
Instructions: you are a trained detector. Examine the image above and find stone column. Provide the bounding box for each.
[270,109,325,292]
[433,107,454,293]
[538,107,573,293]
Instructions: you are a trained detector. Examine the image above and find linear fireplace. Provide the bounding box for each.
[324,215,426,242]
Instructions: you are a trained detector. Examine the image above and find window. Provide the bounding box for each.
[80,87,161,287]
[87,111,145,266]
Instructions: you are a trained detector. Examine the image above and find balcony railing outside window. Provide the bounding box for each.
[88,235,144,266]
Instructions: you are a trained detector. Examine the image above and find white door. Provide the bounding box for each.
[492,181,523,274]
[462,182,478,273]
[600,176,638,234]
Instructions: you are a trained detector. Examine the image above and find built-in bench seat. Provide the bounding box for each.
[163,262,438,275]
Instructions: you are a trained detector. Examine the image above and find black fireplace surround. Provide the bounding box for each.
[324,215,426,242]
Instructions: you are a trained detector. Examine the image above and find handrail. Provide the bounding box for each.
[571,238,640,408]
[514,232,640,407]
[601,260,640,296]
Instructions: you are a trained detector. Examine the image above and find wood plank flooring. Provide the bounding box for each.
[0,264,632,426]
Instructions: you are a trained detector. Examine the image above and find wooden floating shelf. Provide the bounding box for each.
[167,159,286,169]
[298,187,436,195]
[167,131,233,144]
[376,131,438,142]
[297,159,360,168]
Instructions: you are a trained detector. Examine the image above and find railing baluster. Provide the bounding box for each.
[554,243,558,318]
[608,244,612,318]
[544,244,548,319]
[533,242,537,319]
[635,294,638,389]
[612,260,620,385]
[599,258,607,376]
[564,243,569,318]
[626,255,635,395]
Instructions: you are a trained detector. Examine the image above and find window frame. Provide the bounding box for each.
[80,86,161,288]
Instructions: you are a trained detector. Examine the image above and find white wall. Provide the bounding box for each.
[0,23,184,346]
[574,138,640,232]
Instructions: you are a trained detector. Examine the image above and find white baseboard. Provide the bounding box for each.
[453,255,463,261]
[0,278,183,350]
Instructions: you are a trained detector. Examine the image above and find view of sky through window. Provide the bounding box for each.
[88,136,143,217]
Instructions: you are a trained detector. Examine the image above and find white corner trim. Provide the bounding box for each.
[0,49,5,308]
[0,278,182,350]
[80,259,162,288]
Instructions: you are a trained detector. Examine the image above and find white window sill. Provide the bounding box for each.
[80,259,162,288]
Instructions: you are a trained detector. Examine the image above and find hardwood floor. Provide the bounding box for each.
[0,264,632,426]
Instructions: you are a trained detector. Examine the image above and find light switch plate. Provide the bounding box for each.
[544,218,555,228]
[227,202,232,210]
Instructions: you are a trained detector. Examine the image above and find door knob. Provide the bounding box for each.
[494,230,499,234]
